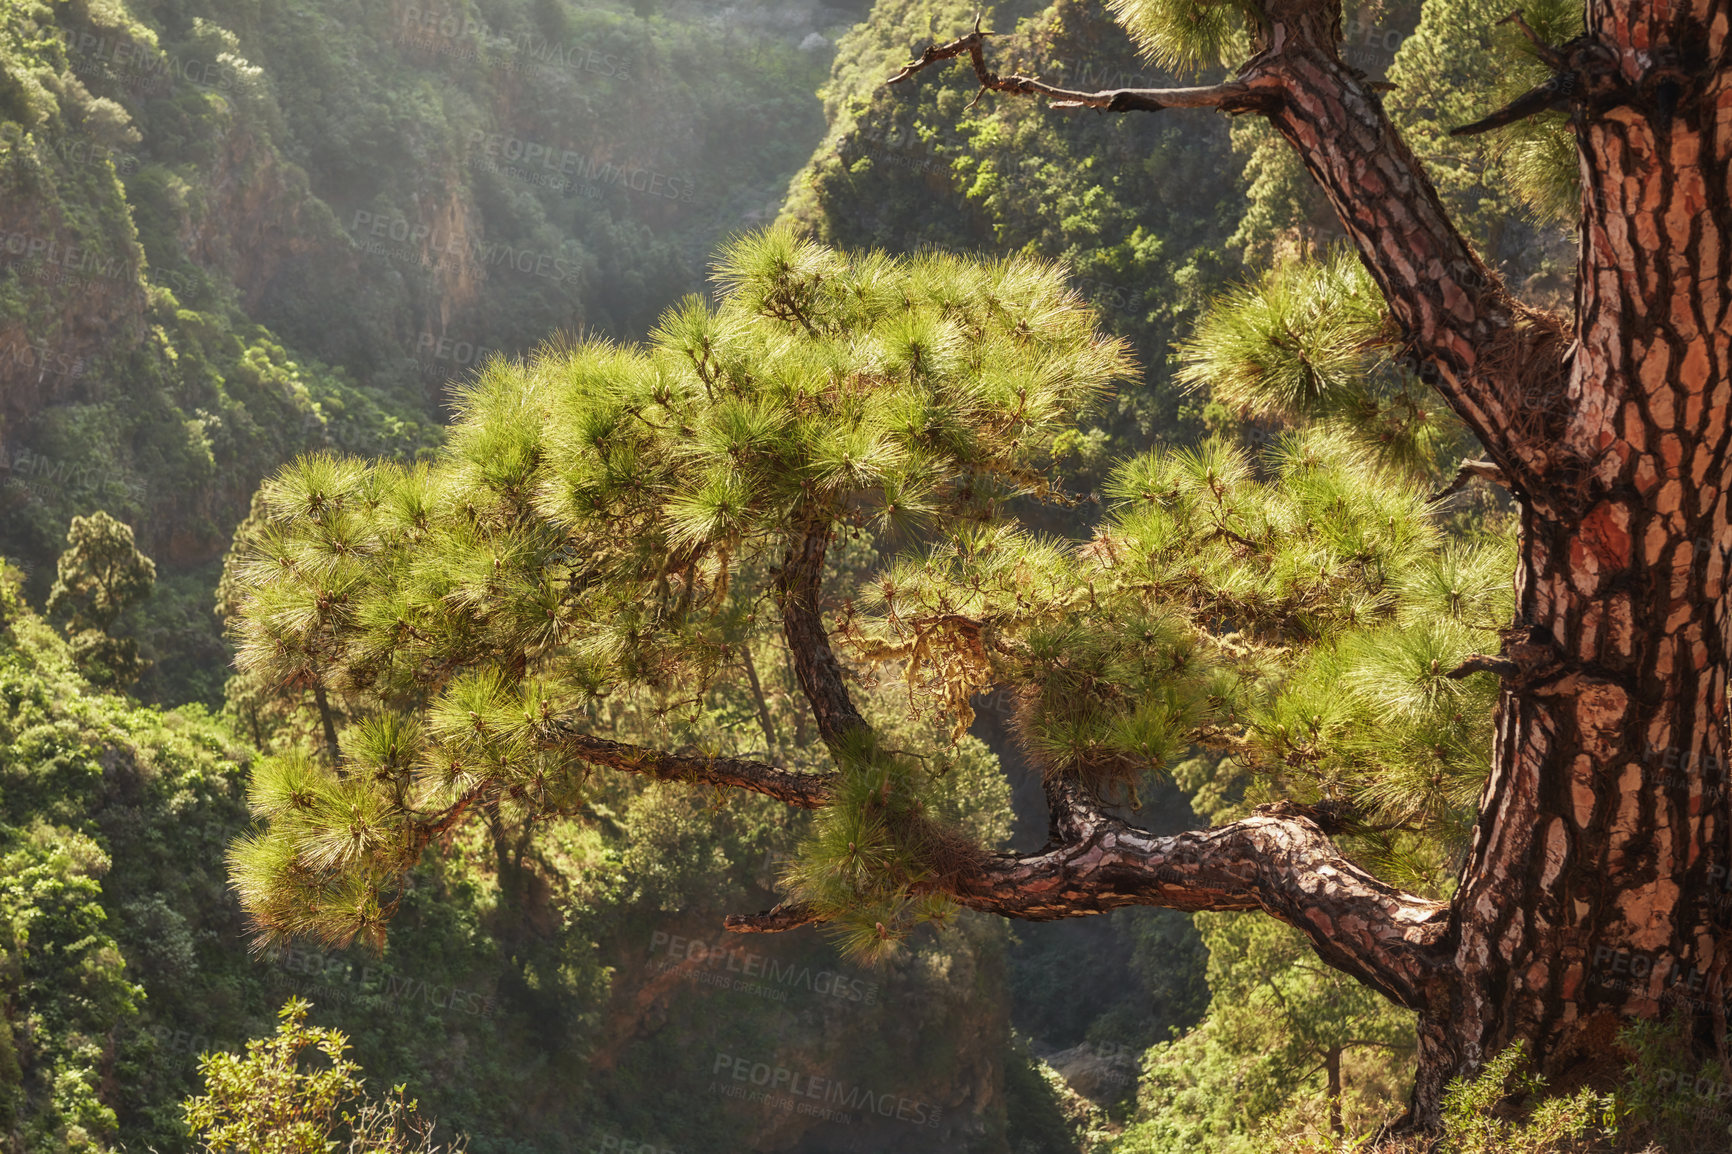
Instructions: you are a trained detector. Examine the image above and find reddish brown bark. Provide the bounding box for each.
[1426,0,1732,1115]
[775,519,869,746]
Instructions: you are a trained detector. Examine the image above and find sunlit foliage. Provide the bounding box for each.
[224,226,1133,951]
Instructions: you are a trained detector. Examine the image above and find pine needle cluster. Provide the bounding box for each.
[1106,0,1259,72]
[224,226,1133,948]
[849,428,1511,892]
[1176,250,1469,476]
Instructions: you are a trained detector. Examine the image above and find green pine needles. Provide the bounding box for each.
[1106,0,1260,72]
[224,226,1133,950]
[1176,250,1470,475]
[226,226,1510,958]
[855,427,1510,891]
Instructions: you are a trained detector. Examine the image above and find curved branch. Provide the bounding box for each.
[887,4,1571,497]
[547,725,834,809]
[1427,457,1508,504]
[943,808,1450,1011]
[887,24,1271,114]
[716,774,1447,1010]
[775,518,869,747]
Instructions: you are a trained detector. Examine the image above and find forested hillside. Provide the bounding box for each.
[3,0,1715,1151]
[1,0,864,702]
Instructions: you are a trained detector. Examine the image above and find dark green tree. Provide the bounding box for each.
[46,511,156,688]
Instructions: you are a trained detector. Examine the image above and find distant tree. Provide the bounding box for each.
[183,998,463,1154]
[46,511,155,687]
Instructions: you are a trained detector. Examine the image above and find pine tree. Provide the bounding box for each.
[224,231,1136,950]
[881,0,1732,1130]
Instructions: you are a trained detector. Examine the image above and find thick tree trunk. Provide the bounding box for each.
[1142,0,1732,1123]
[1412,4,1732,1115]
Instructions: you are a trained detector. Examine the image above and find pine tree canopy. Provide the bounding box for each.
[225,227,1509,958]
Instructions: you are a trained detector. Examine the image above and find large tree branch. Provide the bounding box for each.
[721,774,1448,1010]
[943,802,1450,1011]
[547,725,834,809]
[888,2,1572,498]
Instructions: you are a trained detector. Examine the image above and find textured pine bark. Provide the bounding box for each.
[945,796,1449,1008]
[1423,0,1732,1116]
[1243,0,1732,1124]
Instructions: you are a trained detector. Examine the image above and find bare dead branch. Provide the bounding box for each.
[886,26,1269,115]
[1427,457,1508,503]
[1449,77,1575,136]
[885,6,1570,500]
[1446,654,1522,679]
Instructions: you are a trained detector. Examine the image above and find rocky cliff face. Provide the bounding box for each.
[0,123,148,430]
[178,117,328,309]
[0,0,866,703]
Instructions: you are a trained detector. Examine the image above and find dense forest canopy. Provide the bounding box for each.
[1,0,1727,1151]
